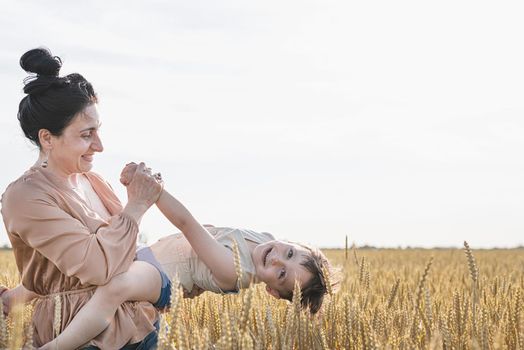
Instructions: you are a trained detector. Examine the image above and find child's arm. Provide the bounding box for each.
[156,189,238,291]
[120,163,237,290]
[1,284,39,315]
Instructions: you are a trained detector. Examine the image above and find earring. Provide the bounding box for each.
[42,152,49,168]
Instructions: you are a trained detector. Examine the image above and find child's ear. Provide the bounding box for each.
[265,285,281,299]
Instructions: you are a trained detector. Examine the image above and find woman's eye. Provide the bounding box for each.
[82,134,91,139]
[279,269,285,279]
[287,249,293,259]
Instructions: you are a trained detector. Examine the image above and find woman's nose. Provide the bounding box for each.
[92,134,104,152]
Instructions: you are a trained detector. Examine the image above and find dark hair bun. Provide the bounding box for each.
[17,47,98,148]
[20,47,62,77]
[20,48,66,95]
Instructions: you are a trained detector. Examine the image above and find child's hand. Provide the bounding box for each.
[120,162,139,186]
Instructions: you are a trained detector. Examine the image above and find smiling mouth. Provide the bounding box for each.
[263,246,272,267]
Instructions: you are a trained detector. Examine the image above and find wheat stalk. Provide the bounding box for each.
[0,297,7,348]
[240,286,253,333]
[415,257,433,312]
[232,239,243,290]
[345,235,348,261]
[53,295,61,338]
[387,278,400,309]
[464,240,480,341]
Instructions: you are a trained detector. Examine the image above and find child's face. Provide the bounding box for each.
[252,240,313,299]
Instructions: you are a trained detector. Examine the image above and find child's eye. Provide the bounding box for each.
[287,249,293,259]
[279,269,286,279]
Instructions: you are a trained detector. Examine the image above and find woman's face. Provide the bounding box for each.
[47,104,103,176]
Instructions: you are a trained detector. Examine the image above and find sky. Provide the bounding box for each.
[0,0,523,248]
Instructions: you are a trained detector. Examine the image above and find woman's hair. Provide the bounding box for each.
[17,47,97,148]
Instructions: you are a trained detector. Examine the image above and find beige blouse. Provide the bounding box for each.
[149,227,274,294]
[1,166,158,348]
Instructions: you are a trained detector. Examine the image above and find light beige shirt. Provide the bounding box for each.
[149,227,274,294]
[1,166,158,348]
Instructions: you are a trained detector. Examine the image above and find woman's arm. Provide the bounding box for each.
[1,284,38,315]
[2,163,162,286]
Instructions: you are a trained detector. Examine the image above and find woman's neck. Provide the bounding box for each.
[34,152,48,169]
[35,153,79,188]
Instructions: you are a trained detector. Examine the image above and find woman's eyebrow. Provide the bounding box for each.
[79,123,102,132]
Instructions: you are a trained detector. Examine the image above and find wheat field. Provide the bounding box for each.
[1,245,523,349]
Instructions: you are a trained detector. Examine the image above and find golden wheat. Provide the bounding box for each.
[0,247,523,349]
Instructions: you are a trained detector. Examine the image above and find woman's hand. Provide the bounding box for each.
[121,162,163,224]
[1,286,10,316]
[126,162,163,207]
[120,162,138,186]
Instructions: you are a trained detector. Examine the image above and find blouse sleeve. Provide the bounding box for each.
[2,181,139,286]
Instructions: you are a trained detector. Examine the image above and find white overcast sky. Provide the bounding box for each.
[0,0,523,248]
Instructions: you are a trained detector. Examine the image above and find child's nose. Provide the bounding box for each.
[270,256,283,266]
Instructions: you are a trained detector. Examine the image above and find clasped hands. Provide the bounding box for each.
[120,162,162,187]
[120,162,164,210]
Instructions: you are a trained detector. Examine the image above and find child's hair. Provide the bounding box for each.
[279,243,338,314]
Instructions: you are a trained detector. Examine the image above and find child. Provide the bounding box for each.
[3,164,334,350]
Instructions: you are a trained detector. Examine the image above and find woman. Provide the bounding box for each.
[0,47,163,349]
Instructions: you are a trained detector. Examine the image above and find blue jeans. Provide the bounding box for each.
[135,247,172,309]
[82,321,159,350]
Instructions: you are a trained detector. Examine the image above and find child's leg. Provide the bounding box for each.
[39,261,161,350]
